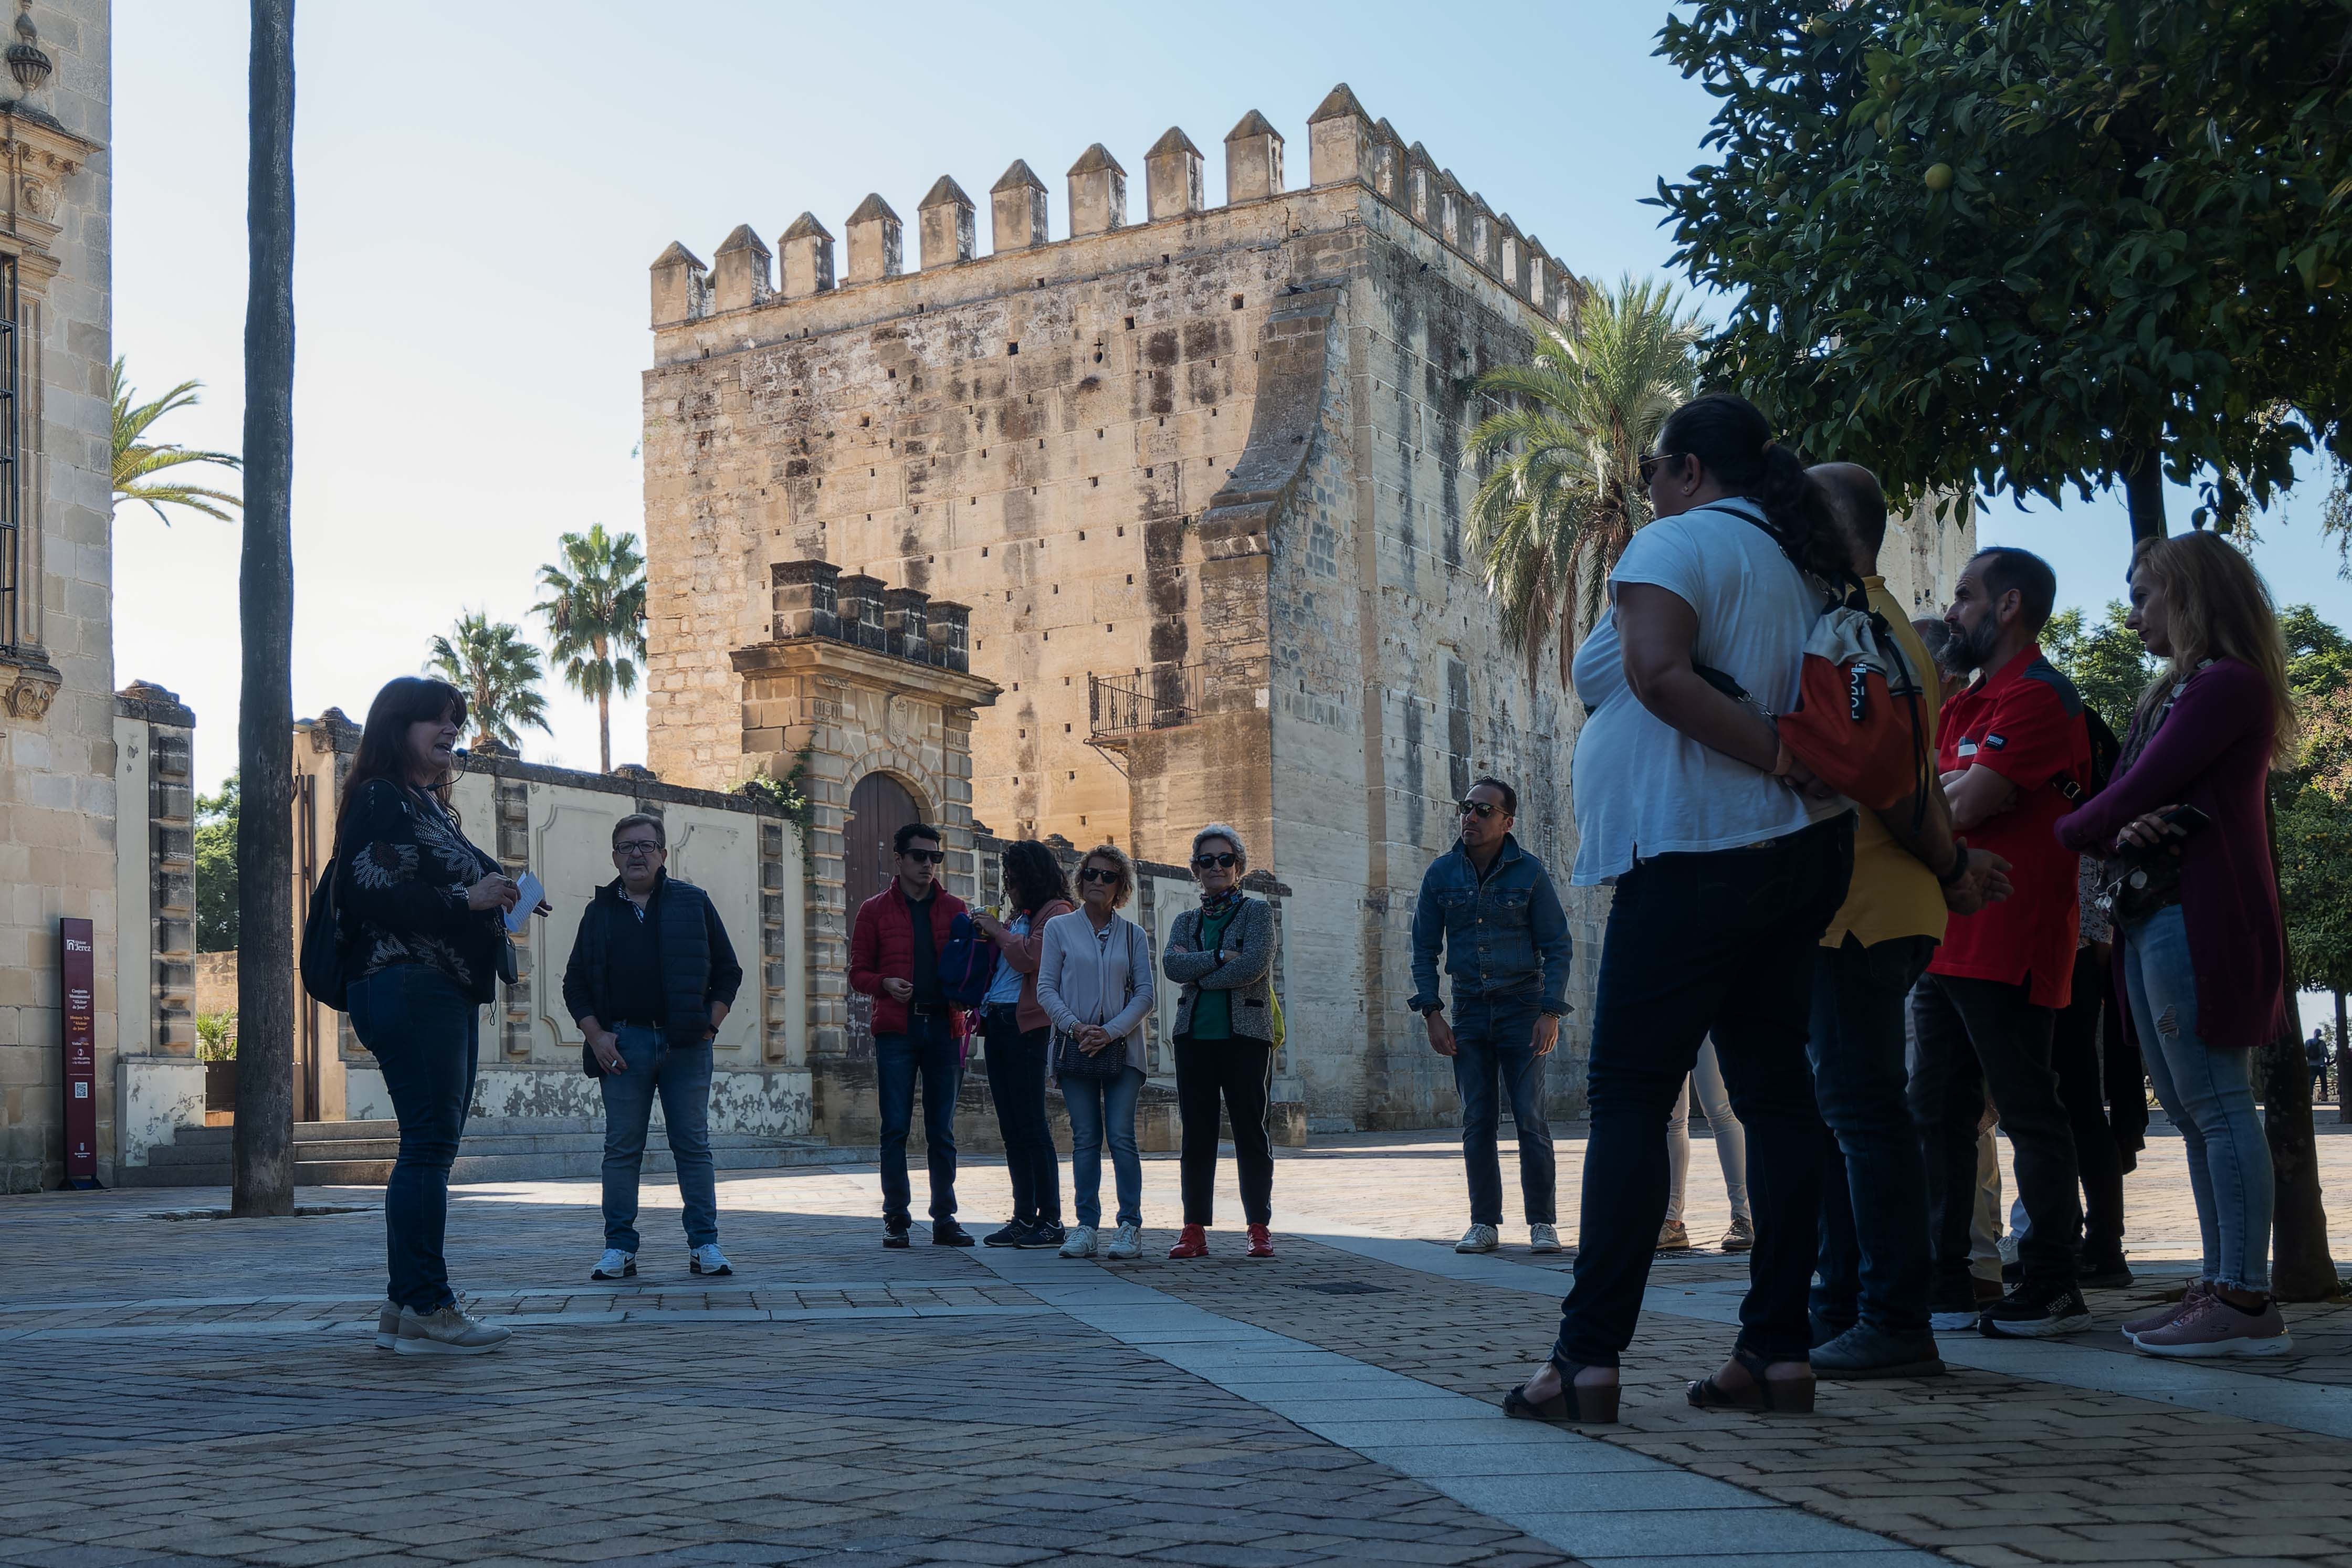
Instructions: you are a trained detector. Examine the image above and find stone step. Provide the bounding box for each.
[117,1136,876,1190]
[142,1129,807,1166]
[166,1116,603,1146]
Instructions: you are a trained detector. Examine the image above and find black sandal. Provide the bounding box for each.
[1686,1345,1815,1413]
[1503,1352,1620,1424]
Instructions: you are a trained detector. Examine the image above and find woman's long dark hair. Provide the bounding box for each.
[1657,392,1846,585]
[334,677,469,843]
[1001,839,1073,915]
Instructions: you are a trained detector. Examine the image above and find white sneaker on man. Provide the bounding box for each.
[1059,1225,1097,1258]
[1455,1223,1499,1254]
[591,1248,636,1281]
[395,1304,511,1356]
[374,1299,401,1351]
[1105,1221,1143,1260]
[1529,1224,1562,1255]
[689,1244,732,1277]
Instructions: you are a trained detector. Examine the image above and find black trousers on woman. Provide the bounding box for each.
[981,1005,1061,1228]
[1175,1033,1275,1225]
[1553,814,1854,1369]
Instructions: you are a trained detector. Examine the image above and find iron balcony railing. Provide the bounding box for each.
[1088,665,1205,740]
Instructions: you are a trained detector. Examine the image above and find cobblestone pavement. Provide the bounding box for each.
[3,1124,2348,1568]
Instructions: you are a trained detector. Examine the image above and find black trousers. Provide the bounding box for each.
[1909,972,2083,1290]
[981,1006,1061,1226]
[1552,814,1854,1369]
[2052,945,2125,1250]
[1174,1033,1274,1226]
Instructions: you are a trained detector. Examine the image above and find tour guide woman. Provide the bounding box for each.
[1505,393,1856,1423]
[337,676,531,1356]
[2057,531,2297,1357]
[970,840,1076,1249]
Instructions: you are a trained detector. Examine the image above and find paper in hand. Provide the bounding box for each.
[506,870,544,934]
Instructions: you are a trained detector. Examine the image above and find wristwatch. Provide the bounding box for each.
[1935,845,1972,889]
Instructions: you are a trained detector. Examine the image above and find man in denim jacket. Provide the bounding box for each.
[1410,777,1572,1255]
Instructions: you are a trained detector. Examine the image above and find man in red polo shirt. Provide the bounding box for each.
[1912,546,2095,1340]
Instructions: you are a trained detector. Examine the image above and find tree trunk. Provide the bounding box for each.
[231,0,298,1218]
[597,688,611,774]
[2122,447,2167,543]
[2337,988,2350,1127]
[2262,983,2339,1300]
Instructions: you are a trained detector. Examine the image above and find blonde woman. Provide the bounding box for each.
[2058,531,2299,1356]
[1034,844,1155,1261]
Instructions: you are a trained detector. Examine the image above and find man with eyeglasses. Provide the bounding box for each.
[849,820,976,1247]
[563,813,744,1282]
[1409,777,1572,1256]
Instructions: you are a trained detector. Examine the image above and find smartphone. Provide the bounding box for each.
[2156,804,2211,835]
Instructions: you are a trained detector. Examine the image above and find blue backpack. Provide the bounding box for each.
[938,912,1000,1008]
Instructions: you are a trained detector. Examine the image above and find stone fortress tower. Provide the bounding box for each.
[638,86,1970,1132]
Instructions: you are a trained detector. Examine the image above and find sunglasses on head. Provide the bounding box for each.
[1637,450,1685,484]
[1078,866,1120,885]
[901,848,944,865]
[1457,800,1503,819]
[1192,852,1238,870]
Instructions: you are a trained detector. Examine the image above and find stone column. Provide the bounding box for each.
[110,682,201,1173]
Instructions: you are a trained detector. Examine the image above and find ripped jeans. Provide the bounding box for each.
[2120,905,2273,1291]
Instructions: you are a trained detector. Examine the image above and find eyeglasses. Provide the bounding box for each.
[1078,866,1121,885]
[1457,800,1502,819]
[614,840,663,856]
[1192,852,1238,870]
[902,848,945,865]
[1637,450,1685,484]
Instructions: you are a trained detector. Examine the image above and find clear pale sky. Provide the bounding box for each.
[114,2,2352,795]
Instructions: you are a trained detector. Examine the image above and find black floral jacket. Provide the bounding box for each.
[337,777,506,1004]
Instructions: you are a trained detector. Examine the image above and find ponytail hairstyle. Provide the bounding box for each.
[334,676,469,843]
[2128,532,2299,765]
[1655,392,1846,585]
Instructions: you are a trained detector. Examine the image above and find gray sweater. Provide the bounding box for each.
[1034,910,1156,1076]
[1161,897,1278,1046]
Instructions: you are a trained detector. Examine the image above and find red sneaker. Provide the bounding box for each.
[1246,1224,1275,1258]
[1168,1224,1209,1259]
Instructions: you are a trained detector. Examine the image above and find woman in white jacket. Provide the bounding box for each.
[1035,843,1156,1260]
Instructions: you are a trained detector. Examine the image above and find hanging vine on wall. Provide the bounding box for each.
[737,742,817,859]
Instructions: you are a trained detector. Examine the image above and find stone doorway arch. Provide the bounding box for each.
[843,772,923,911]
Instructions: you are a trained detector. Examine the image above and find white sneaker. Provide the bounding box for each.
[1455,1223,1499,1254]
[394,1304,511,1357]
[1105,1221,1143,1260]
[591,1248,636,1281]
[1529,1224,1562,1255]
[689,1244,732,1277]
[374,1299,401,1351]
[1059,1225,1097,1258]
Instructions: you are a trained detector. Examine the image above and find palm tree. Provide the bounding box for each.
[1464,275,1703,689]
[533,524,647,773]
[427,612,553,752]
[113,357,242,523]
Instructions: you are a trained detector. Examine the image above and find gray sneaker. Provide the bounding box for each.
[1105,1221,1143,1260]
[2133,1292,2292,1358]
[395,1304,511,1357]
[374,1299,401,1351]
[1811,1321,1946,1379]
[1058,1225,1097,1258]
[1528,1223,1562,1255]
[689,1243,732,1277]
[2123,1279,2208,1343]
[591,1248,636,1281]
[1456,1223,1500,1254]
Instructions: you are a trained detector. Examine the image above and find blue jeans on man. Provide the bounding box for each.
[877,1011,962,1224]
[348,964,479,1313]
[598,1024,718,1253]
[1452,991,1556,1227]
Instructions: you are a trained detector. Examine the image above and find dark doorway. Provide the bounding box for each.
[844,773,922,1058]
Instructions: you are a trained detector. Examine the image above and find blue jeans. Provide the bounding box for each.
[876,1013,961,1224]
[2122,906,2273,1290]
[1451,992,1556,1227]
[598,1027,718,1253]
[348,966,479,1312]
[1810,934,1936,1335]
[1063,1064,1143,1228]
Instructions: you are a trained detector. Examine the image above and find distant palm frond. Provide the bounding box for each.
[112,356,241,523]
[427,611,553,752]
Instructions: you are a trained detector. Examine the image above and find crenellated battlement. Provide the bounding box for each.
[647,83,1582,334]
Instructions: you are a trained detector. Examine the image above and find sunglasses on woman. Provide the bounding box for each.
[1078,866,1121,885]
[1192,852,1238,870]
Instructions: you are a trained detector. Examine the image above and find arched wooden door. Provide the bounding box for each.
[843,773,923,1057]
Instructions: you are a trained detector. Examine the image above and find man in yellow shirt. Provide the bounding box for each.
[1805,465,2011,1379]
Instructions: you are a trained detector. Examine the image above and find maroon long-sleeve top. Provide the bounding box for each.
[2055,658,2285,1051]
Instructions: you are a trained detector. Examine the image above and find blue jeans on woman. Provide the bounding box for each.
[598,1026,718,1254]
[2121,905,2274,1290]
[1063,1062,1143,1229]
[348,965,479,1312]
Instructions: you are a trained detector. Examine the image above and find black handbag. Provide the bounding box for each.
[1056,921,1139,1079]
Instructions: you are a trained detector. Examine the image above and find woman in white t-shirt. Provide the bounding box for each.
[1504,393,1857,1425]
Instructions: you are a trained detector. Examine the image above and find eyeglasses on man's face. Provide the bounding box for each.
[901,848,945,866]
[1078,866,1120,886]
[1192,852,1238,870]
[614,839,664,858]
[1637,450,1684,485]
[1457,800,1503,819]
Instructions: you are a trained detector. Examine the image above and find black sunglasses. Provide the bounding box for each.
[901,848,944,865]
[1078,866,1121,885]
[1637,450,1685,484]
[1192,852,1238,870]
[1457,800,1502,819]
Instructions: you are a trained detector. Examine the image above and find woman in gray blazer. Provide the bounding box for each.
[1162,823,1280,1259]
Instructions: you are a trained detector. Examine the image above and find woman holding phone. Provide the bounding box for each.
[2057,532,2297,1356]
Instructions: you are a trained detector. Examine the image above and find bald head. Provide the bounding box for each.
[1808,461,1888,574]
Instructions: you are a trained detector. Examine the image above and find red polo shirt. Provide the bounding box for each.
[1927,643,2092,1008]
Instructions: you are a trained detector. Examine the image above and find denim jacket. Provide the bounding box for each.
[1408,834,1571,1015]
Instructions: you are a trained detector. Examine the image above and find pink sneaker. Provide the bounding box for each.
[2122,1279,2209,1343]
[2133,1291,2292,1358]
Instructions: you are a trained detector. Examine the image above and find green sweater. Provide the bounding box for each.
[1188,903,1241,1040]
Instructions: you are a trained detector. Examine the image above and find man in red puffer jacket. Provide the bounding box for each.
[849,821,973,1248]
